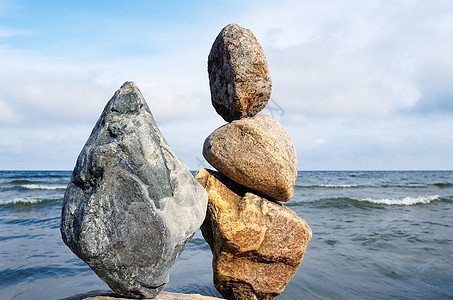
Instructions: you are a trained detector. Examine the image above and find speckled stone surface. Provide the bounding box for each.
[61,82,208,299]
[208,23,272,122]
[203,114,297,202]
[195,168,311,300]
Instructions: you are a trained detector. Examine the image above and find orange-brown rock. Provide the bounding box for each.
[203,114,297,202]
[195,168,311,300]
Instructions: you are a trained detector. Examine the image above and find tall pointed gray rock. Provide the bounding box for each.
[60,81,208,299]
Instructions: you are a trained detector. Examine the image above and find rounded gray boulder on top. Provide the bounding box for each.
[208,23,272,122]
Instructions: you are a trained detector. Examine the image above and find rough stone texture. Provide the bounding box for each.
[208,23,272,122]
[195,168,311,300]
[60,82,208,299]
[203,114,297,202]
[62,290,222,300]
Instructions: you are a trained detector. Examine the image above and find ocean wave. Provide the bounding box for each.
[381,184,427,188]
[296,183,450,190]
[8,180,39,185]
[434,183,453,188]
[295,195,447,209]
[20,184,67,190]
[0,198,58,205]
[296,184,359,189]
[361,195,441,206]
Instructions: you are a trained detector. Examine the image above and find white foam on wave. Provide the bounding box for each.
[21,184,67,190]
[299,184,358,188]
[362,195,440,206]
[321,184,358,188]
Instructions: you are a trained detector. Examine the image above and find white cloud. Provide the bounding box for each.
[232,0,453,123]
[0,44,213,126]
[0,27,15,38]
[266,49,421,121]
[0,70,111,125]
[140,83,212,124]
[0,99,17,123]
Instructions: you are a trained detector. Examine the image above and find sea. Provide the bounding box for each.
[1,170,452,300]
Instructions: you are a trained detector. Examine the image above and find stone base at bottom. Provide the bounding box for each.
[61,290,223,300]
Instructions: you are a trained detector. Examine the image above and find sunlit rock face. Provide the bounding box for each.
[196,168,311,300]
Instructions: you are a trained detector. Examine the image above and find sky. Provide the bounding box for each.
[1,0,453,171]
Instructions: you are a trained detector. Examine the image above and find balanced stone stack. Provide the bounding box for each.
[61,82,208,299]
[196,24,312,300]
